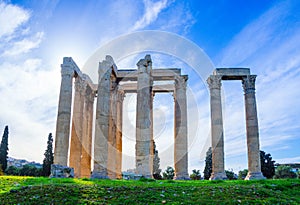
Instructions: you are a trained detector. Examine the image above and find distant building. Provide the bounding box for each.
[7,157,42,169]
[275,163,300,173]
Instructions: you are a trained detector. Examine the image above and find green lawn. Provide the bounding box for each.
[0,176,299,204]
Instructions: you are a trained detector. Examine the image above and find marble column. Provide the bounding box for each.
[207,75,227,180]
[107,76,117,179]
[69,77,85,177]
[135,55,153,178]
[149,91,154,177]
[115,90,125,179]
[54,59,75,166]
[81,85,95,178]
[174,76,189,180]
[91,59,112,179]
[242,75,265,180]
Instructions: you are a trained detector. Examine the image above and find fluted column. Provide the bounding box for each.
[135,55,153,178]
[243,75,265,180]
[115,90,125,179]
[174,76,189,180]
[107,76,118,179]
[92,59,113,179]
[69,77,85,177]
[207,75,227,180]
[54,58,75,166]
[81,85,95,178]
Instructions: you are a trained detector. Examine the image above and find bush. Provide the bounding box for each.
[225,170,237,180]
[274,165,297,179]
[190,169,201,180]
[5,166,20,176]
[238,169,248,180]
[162,166,174,180]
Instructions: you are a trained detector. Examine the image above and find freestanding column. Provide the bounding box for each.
[81,85,95,178]
[91,58,113,179]
[135,55,153,178]
[174,76,189,179]
[115,90,125,179]
[207,75,227,180]
[243,75,265,180]
[54,58,74,166]
[69,77,85,177]
[107,77,117,179]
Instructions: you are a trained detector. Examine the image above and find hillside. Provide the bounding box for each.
[0,176,299,204]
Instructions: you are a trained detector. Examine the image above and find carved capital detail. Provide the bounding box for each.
[61,65,74,77]
[75,77,86,94]
[207,75,222,90]
[242,75,256,94]
[175,76,187,90]
[85,85,95,103]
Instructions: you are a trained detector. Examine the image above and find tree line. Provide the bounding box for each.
[0,126,54,177]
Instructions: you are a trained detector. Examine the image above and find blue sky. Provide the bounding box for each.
[0,0,299,174]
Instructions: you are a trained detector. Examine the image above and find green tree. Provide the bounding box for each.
[0,126,9,172]
[260,150,275,179]
[42,133,54,177]
[152,141,162,180]
[203,147,212,180]
[238,169,248,180]
[163,166,174,180]
[190,169,201,180]
[274,165,297,179]
[6,166,20,176]
[225,170,236,180]
[19,164,41,176]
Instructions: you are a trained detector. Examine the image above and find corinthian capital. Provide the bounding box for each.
[242,75,256,94]
[207,75,222,89]
[74,77,86,94]
[61,65,74,77]
[175,76,187,90]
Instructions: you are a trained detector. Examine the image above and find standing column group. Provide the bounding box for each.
[207,73,265,180]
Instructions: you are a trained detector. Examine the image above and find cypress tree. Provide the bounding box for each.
[0,126,9,172]
[42,133,54,176]
[152,141,162,179]
[203,147,212,180]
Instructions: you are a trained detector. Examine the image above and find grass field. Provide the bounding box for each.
[0,176,299,204]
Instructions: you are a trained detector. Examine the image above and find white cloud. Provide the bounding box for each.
[132,0,168,30]
[2,31,44,56]
[0,2,30,38]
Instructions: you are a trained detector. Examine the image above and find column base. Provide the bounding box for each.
[209,172,227,180]
[245,172,266,180]
[50,164,74,178]
[91,170,109,179]
[174,172,190,180]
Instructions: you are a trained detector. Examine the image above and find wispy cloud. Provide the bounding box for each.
[2,31,44,56]
[0,2,30,38]
[132,0,168,31]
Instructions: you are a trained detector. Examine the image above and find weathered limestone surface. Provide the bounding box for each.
[174,76,189,180]
[54,59,74,166]
[115,90,124,179]
[243,75,265,180]
[107,76,117,179]
[91,57,114,179]
[135,55,153,178]
[81,84,94,178]
[50,164,74,178]
[207,75,227,180]
[69,77,85,177]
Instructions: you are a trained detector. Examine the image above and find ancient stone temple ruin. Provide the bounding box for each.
[53,55,189,179]
[52,54,265,180]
